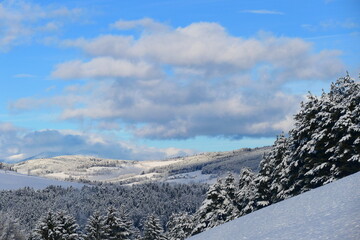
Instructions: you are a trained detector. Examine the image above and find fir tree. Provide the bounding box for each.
[33,211,59,240]
[142,214,166,240]
[117,207,134,240]
[278,74,360,199]
[192,178,238,235]
[236,168,258,216]
[166,212,193,240]
[84,211,108,240]
[55,211,80,240]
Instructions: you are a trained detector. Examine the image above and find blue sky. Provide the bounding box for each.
[0,0,359,161]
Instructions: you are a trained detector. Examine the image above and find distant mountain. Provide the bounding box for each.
[0,170,84,190]
[10,147,270,185]
[189,171,360,240]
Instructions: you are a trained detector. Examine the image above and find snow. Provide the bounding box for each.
[165,171,217,184]
[8,147,269,185]
[0,170,84,190]
[189,172,360,240]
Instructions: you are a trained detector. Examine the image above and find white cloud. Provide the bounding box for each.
[0,0,81,51]
[11,19,345,139]
[52,57,161,80]
[0,122,194,162]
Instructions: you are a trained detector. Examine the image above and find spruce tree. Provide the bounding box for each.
[117,207,134,240]
[278,74,360,199]
[166,212,193,240]
[104,207,120,239]
[191,178,238,235]
[142,214,166,240]
[84,211,109,240]
[33,211,59,240]
[236,168,258,216]
[55,211,80,240]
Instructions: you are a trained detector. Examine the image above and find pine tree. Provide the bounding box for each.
[103,207,120,240]
[33,211,59,240]
[142,214,166,240]
[191,178,237,235]
[236,168,258,216]
[117,207,134,240]
[166,212,193,240]
[84,211,108,240]
[221,173,240,220]
[55,211,80,240]
[255,133,289,204]
[33,211,80,240]
[278,74,360,199]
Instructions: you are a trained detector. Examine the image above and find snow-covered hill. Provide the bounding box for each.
[0,170,84,190]
[189,171,360,240]
[9,147,269,185]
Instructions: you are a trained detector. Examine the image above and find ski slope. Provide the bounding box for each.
[189,171,360,240]
[0,170,84,190]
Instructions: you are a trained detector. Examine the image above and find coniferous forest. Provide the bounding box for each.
[0,74,359,239]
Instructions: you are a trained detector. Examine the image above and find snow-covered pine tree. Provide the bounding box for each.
[255,133,289,204]
[221,172,240,220]
[191,178,238,235]
[236,168,258,216]
[166,212,193,240]
[277,74,360,199]
[0,212,26,240]
[84,211,109,240]
[142,214,166,240]
[103,207,122,240]
[117,206,134,240]
[55,211,80,240]
[33,211,59,240]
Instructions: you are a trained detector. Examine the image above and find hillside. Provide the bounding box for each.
[9,147,269,185]
[0,170,84,190]
[189,171,360,240]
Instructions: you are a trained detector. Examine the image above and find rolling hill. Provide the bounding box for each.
[8,147,270,185]
[0,170,84,190]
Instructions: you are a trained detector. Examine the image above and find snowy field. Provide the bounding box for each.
[165,170,217,184]
[0,170,84,190]
[189,171,360,240]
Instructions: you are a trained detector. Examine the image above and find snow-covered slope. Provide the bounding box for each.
[0,170,84,190]
[10,147,269,184]
[189,171,360,240]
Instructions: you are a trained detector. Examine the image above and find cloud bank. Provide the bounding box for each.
[0,122,194,162]
[11,19,345,140]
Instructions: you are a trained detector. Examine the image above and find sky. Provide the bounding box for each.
[0,0,359,162]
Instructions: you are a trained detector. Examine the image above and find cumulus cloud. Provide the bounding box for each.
[0,122,194,162]
[11,19,345,140]
[52,57,161,80]
[0,0,81,51]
